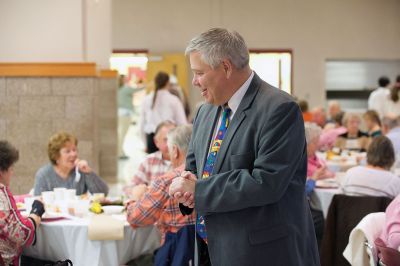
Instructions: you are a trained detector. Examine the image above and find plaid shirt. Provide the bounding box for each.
[127,165,195,244]
[131,151,171,186]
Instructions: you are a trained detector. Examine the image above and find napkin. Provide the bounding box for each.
[88,214,124,240]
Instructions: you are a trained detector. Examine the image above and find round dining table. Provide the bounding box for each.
[23,214,161,266]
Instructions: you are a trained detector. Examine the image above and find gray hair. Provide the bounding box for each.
[342,113,361,126]
[382,114,400,130]
[185,28,249,69]
[167,124,193,154]
[304,122,322,143]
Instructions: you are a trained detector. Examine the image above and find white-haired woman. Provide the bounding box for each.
[335,113,370,151]
[305,122,334,248]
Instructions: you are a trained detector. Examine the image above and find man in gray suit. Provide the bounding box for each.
[169,28,320,266]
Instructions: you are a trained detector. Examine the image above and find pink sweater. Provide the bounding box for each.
[380,195,400,250]
[307,155,326,177]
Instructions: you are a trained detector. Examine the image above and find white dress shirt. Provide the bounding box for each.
[368,87,389,118]
[209,72,254,150]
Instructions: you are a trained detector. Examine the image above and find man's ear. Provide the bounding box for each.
[221,59,233,79]
[153,135,160,149]
[172,145,179,159]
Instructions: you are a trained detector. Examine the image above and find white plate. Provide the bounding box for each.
[316,179,339,189]
[102,205,124,215]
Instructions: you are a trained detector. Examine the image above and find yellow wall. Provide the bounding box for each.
[146,53,189,96]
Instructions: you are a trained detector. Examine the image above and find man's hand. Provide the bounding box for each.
[130,184,148,201]
[169,171,196,208]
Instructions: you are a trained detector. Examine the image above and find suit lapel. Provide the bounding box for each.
[198,106,220,178]
[213,74,261,174]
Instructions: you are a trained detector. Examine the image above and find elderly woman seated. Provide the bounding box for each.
[0,141,45,265]
[341,136,400,198]
[33,132,108,196]
[305,122,335,193]
[335,113,370,152]
[305,122,335,247]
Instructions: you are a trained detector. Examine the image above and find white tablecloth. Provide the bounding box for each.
[314,188,341,218]
[23,215,161,266]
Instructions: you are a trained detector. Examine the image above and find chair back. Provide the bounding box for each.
[375,238,400,266]
[320,194,392,266]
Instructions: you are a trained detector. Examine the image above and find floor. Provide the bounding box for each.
[108,122,146,197]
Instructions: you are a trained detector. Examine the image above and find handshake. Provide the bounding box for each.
[168,171,197,208]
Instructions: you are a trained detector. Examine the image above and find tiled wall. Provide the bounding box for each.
[0,76,117,194]
[98,77,118,183]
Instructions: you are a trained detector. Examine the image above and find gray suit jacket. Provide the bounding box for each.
[183,74,320,266]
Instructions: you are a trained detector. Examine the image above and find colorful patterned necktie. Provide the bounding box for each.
[197,106,231,243]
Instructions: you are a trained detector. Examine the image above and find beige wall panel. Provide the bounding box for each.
[52,78,95,96]
[77,140,97,172]
[0,119,6,139]
[52,119,94,141]
[14,143,48,177]
[6,119,53,145]
[99,118,117,130]
[99,156,117,177]
[98,91,117,110]
[65,96,93,120]
[0,78,5,98]
[6,78,51,96]
[0,96,19,119]
[19,96,65,119]
[9,175,36,195]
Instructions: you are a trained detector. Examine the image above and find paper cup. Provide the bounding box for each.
[54,187,67,201]
[41,191,55,205]
[74,199,90,218]
[24,197,35,213]
[64,189,77,201]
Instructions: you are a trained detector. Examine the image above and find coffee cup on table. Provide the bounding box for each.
[41,191,55,207]
[54,187,66,201]
[24,197,35,213]
[64,189,76,201]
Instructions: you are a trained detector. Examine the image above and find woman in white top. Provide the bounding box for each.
[140,71,187,153]
[341,136,400,198]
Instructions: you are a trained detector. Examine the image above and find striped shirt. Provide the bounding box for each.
[0,184,35,266]
[126,165,195,244]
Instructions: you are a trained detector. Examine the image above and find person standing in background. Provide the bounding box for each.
[140,71,187,153]
[117,75,136,159]
[382,82,400,117]
[368,76,391,118]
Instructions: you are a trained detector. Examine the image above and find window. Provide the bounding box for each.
[249,50,292,94]
[110,50,148,86]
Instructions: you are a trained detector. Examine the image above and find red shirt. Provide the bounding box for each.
[0,184,35,266]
